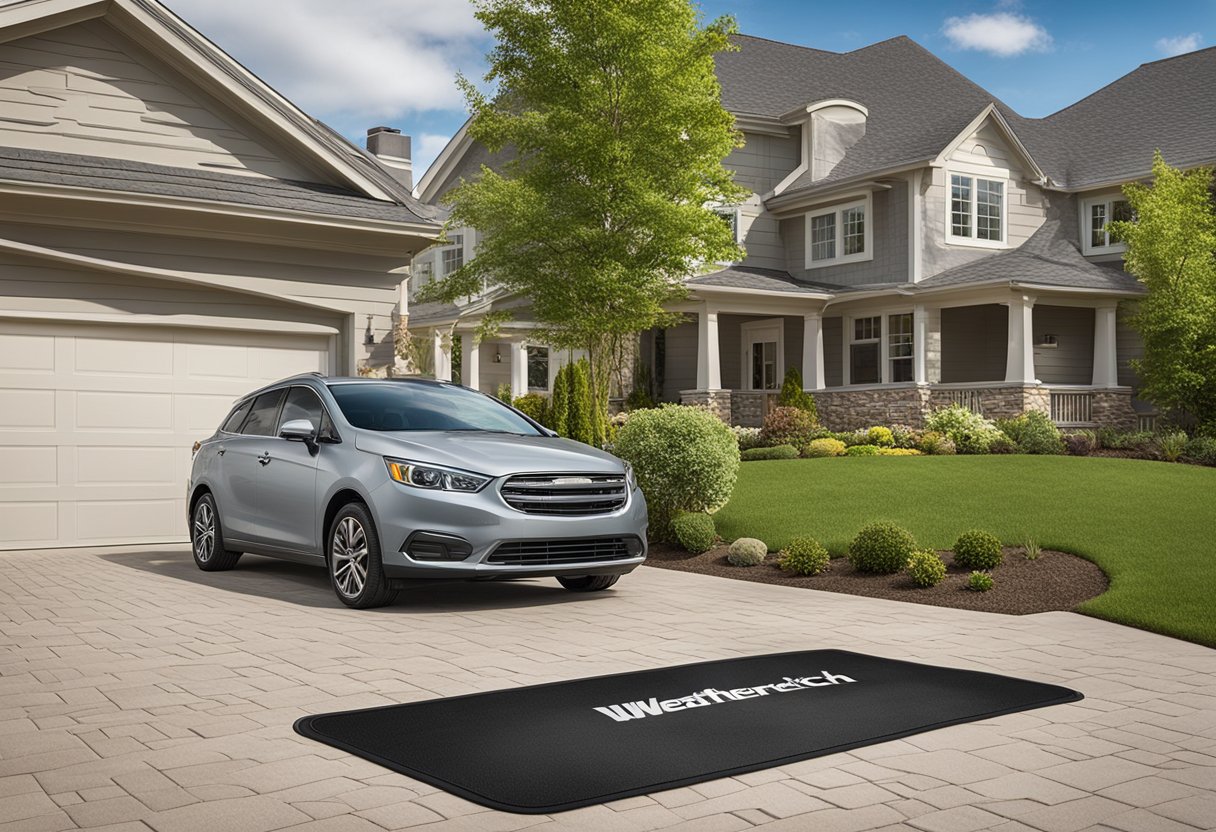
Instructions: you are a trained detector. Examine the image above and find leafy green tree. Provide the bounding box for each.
[1111,153,1216,433]
[420,0,746,427]
[777,366,817,420]
[568,359,595,445]
[549,362,570,436]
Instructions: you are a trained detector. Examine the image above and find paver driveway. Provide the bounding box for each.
[1,545,1214,832]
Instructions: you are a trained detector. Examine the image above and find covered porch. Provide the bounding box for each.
[667,284,1141,430]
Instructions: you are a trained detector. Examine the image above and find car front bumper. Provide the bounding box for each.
[367,476,649,580]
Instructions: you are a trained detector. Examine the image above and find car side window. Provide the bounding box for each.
[220,400,253,433]
[239,389,286,436]
[279,387,325,433]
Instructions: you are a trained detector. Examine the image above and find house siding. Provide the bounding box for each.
[781,182,908,286]
[727,130,800,195]
[661,319,698,401]
[1033,305,1094,385]
[940,304,1006,383]
[822,316,843,388]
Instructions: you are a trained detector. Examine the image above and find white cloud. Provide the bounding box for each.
[167,0,486,120]
[413,132,459,181]
[942,12,1053,57]
[1155,32,1203,57]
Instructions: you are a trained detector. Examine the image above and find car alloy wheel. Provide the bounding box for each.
[331,516,369,598]
[190,493,241,572]
[193,500,216,563]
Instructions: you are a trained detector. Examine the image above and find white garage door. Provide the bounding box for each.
[0,320,332,550]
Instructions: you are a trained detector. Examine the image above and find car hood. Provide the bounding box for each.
[353,430,624,478]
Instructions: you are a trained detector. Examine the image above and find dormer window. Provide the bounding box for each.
[1082,196,1131,255]
[805,195,872,269]
[947,173,1006,247]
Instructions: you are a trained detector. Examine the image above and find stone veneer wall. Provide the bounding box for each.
[814,387,933,430]
[1090,389,1138,432]
[730,391,765,427]
[928,384,1050,422]
[680,389,731,423]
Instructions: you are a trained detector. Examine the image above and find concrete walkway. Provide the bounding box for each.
[1,545,1214,832]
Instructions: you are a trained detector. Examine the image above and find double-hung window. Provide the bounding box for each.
[526,347,549,390]
[805,196,872,269]
[441,234,464,275]
[948,173,1005,246]
[887,313,914,383]
[1082,197,1132,254]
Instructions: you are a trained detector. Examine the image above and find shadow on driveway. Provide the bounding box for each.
[99,548,617,613]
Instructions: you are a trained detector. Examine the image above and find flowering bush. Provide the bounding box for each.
[731,425,764,451]
[760,406,817,448]
[890,425,922,449]
[925,405,1004,454]
[918,431,957,455]
[997,410,1064,454]
[614,404,739,539]
[877,447,922,456]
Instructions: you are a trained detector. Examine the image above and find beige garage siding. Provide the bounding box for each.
[0,320,332,550]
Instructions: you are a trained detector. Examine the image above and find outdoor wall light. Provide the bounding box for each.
[493,350,502,363]
[365,315,375,345]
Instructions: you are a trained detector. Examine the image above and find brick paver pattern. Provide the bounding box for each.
[1,545,1214,832]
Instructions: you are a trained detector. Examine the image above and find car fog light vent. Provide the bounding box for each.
[405,532,473,561]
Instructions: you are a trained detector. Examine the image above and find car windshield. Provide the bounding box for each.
[328,382,543,435]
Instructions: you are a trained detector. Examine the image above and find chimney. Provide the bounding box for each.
[367,126,412,190]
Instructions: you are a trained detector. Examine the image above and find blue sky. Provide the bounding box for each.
[171,0,1213,185]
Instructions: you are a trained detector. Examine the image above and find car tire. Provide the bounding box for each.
[556,574,620,592]
[191,493,242,572]
[328,502,397,609]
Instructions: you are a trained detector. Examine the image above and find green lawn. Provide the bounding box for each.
[714,456,1216,648]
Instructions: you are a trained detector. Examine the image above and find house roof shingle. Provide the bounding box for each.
[688,265,840,294]
[0,146,445,226]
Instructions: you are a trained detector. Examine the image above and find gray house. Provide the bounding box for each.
[408,34,1215,432]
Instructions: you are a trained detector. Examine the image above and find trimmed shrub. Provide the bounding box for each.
[953,529,1004,569]
[988,434,1017,454]
[778,536,830,576]
[495,383,513,403]
[918,431,957,455]
[838,429,870,447]
[997,410,1064,454]
[760,406,817,448]
[849,522,917,574]
[742,444,800,461]
[1063,431,1096,456]
[1097,429,1158,457]
[802,438,846,458]
[890,424,922,449]
[1183,436,1216,466]
[732,426,765,451]
[614,404,740,539]
[867,426,895,448]
[1158,431,1188,462]
[777,367,818,420]
[877,447,922,456]
[671,512,716,554]
[925,404,1003,454]
[549,364,570,437]
[511,392,548,426]
[968,571,994,592]
[727,538,768,566]
[906,549,947,587]
[844,444,880,456]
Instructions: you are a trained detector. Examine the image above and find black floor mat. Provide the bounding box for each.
[294,649,1082,814]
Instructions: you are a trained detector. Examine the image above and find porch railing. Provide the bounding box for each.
[940,388,985,414]
[1050,388,1093,426]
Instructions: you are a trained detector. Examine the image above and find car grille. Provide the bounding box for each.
[500,473,627,515]
[487,537,636,566]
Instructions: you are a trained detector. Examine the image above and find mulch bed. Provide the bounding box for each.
[645,544,1108,615]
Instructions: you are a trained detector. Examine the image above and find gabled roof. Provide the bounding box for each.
[918,197,1145,293]
[0,0,441,227]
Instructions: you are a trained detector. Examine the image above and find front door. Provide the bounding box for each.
[741,319,784,391]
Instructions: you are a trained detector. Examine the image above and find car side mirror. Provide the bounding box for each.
[280,419,317,442]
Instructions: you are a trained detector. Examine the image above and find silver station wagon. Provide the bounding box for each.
[188,375,648,608]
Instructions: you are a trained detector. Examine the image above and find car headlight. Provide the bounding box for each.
[623,460,637,490]
[385,458,491,492]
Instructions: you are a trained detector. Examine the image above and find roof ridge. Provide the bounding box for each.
[886,36,1019,115]
[730,32,840,55]
[1136,42,1216,67]
[1040,46,1216,121]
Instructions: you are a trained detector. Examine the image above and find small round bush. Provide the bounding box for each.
[890,425,922,449]
[1063,431,1096,456]
[803,438,846,457]
[849,522,917,574]
[759,406,817,448]
[918,431,957,455]
[988,434,1017,454]
[997,411,1063,455]
[906,549,946,587]
[614,404,740,539]
[671,512,715,554]
[867,426,895,448]
[953,529,1004,569]
[926,404,1003,454]
[727,538,768,567]
[845,444,880,456]
[741,444,799,461]
[778,536,830,575]
[968,571,994,592]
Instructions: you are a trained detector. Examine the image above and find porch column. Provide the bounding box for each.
[510,340,529,399]
[913,304,928,384]
[802,312,825,390]
[462,332,480,391]
[432,329,452,382]
[1004,294,1037,384]
[696,306,721,390]
[1092,303,1119,387]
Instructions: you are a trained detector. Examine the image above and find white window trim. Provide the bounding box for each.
[945,170,1009,250]
[711,204,743,266]
[886,311,915,384]
[804,194,873,270]
[740,318,785,391]
[1080,195,1129,256]
[843,307,915,385]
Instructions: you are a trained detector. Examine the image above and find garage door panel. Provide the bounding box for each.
[0,320,333,549]
[0,334,55,371]
[0,390,55,427]
[0,502,58,544]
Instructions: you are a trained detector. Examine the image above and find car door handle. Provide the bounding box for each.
[257,453,272,466]
[217,446,226,456]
